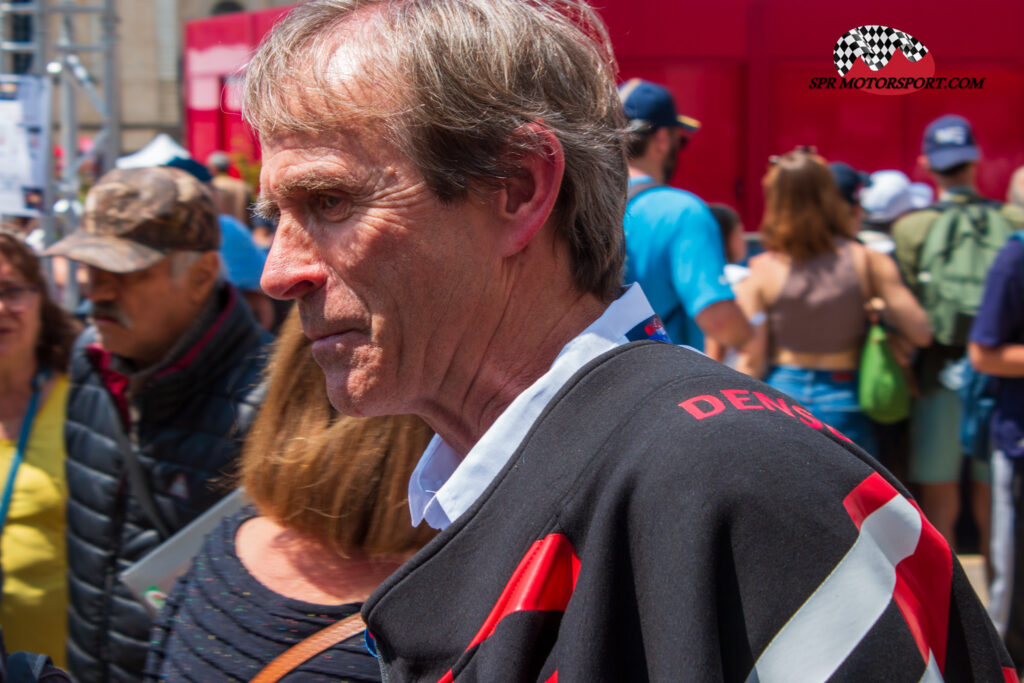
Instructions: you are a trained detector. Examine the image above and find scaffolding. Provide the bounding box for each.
[1,0,120,305]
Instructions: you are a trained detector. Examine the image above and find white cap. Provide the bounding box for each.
[907,182,934,209]
[860,170,934,224]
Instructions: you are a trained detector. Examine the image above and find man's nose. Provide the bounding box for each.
[260,216,327,301]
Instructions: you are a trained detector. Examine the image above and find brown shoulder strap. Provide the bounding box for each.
[250,612,366,683]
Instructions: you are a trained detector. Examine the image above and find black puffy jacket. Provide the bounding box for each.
[64,285,270,683]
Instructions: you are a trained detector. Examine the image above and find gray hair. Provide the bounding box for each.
[167,250,206,280]
[242,0,627,299]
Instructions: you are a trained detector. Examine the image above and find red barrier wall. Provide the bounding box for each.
[185,1,1024,227]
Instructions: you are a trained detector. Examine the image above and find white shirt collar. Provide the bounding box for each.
[408,284,658,530]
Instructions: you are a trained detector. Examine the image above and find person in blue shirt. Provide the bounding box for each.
[620,79,750,350]
[968,234,1024,672]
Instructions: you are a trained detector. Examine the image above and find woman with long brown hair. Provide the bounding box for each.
[735,149,931,455]
[0,229,78,666]
[146,309,435,681]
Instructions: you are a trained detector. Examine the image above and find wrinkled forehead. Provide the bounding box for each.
[264,76,395,144]
[255,120,416,221]
[258,111,400,176]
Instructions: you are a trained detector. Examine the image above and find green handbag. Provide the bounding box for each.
[858,323,911,424]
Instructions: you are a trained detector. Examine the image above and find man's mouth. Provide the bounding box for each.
[90,304,132,329]
[302,313,367,343]
[310,329,359,344]
[307,326,369,357]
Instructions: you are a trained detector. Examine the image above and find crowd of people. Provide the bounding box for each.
[620,78,1024,674]
[0,0,1022,680]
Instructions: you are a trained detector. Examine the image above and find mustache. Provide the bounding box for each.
[90,301,133,329]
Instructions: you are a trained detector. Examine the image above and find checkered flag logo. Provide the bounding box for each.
[833,25,928,77]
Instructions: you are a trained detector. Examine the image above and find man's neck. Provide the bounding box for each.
[628,160,664,183]
[934,165,976,198]
[412,266,608,459]
[937,183,978,201]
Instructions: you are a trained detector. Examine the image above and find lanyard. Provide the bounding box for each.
[0,369,50,530]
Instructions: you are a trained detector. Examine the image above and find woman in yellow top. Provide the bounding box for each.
[0,229,78,666]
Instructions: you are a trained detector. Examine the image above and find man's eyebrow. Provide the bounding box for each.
[255,172,357,220]
[280,172,356,195]
[253,195,280,221]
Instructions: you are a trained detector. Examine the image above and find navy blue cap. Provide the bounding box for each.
[163,156,213,183]
[618,78,700,134]
[829,162,871,206]
[922,115,979,171]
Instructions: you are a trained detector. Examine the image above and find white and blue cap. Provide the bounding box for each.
[922,114,979,172]
[860,170,934,224]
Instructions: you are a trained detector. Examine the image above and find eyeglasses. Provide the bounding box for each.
[0,284,39,311]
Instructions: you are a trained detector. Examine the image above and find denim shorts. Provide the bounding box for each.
[766,365,878,457]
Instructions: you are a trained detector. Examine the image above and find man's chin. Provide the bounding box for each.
[317,364,386,418]
[324,380,375,418]
[309,338,391,413]
[92,324,129,357]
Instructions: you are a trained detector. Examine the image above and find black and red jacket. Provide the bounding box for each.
[364,341,1014,682]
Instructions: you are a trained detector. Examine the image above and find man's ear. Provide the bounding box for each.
[650,127,674,158]
[917,154,932,177]
[494,123,565,257]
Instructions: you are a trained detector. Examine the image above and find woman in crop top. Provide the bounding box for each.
[735,149,930,455]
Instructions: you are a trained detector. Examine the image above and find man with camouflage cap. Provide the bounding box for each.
[45,166,270,682]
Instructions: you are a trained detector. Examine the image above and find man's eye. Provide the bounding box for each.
[315,194,349,220]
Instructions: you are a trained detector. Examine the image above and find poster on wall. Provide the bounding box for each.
[0,74,51,218]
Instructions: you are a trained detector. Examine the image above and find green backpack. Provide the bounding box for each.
[916,200,1015,346]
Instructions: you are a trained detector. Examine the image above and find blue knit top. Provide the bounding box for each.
[144,507,381,682]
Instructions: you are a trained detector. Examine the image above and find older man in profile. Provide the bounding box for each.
[44,167,269,682]
[247,1,1012,680]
